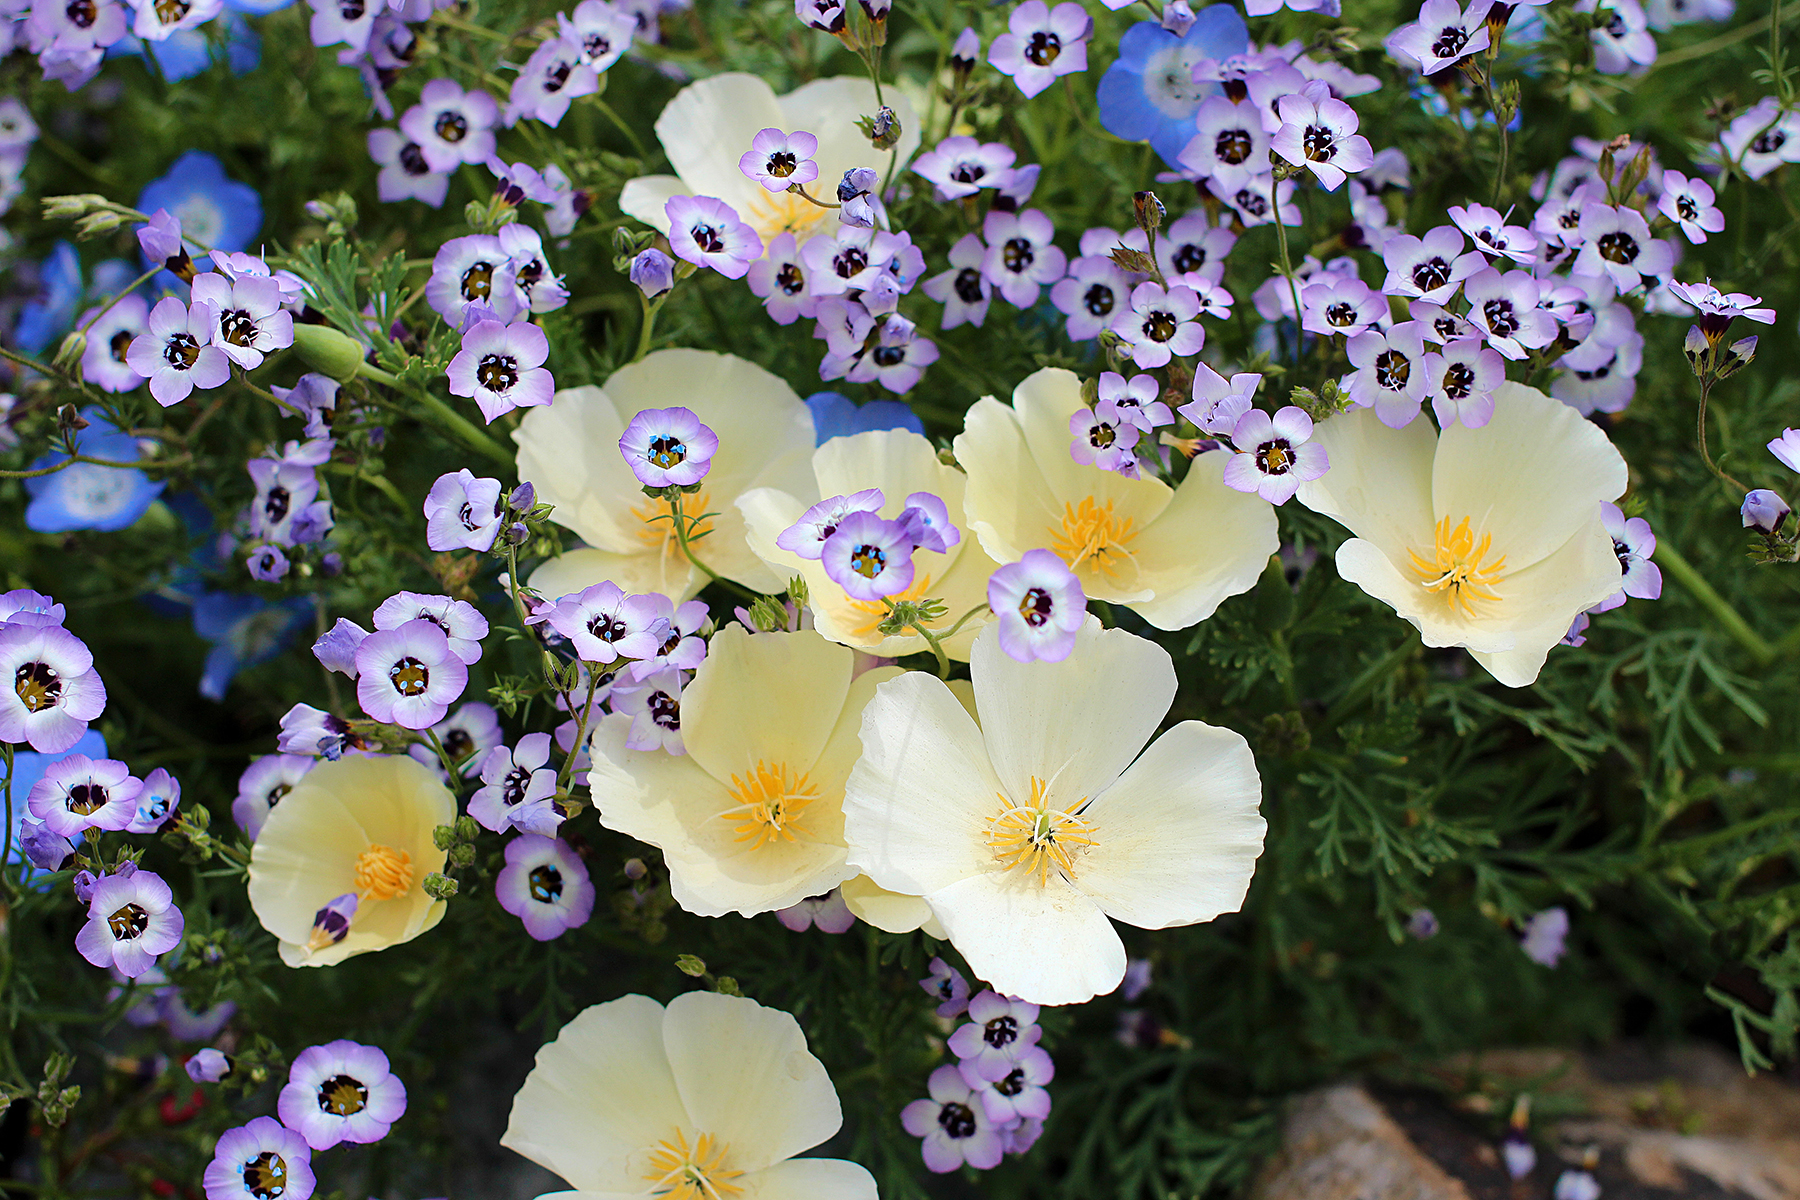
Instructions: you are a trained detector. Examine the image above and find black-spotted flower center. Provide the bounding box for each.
[14,661,60,712]
[338,0,364,17]
[951,161,986,184]
[1216,128,1253,164]
[1024,30,1061,65]
[938,1101,978,1138]
[220,308,259,347]
[954,269,985,304]
[764,151,798,178]
[1143,310,1178,342]
[690,222,725,254]
[1083,283,1115,316]
[983,1015,1019,1048]
[1374,349,1412,389]
[1234,189,1269,217]
[1301,124,1337,161]
[587,611,630,643]
[776,263,806,296]
[154,0,189,22]
[995,1068,1028,1097]
[263,485,291,525]
[583,32,612,56]
[872,345,907,367]
[1431,23,1468,58]
[1018,586,1053,628]
[833,247,869,279]
[67,781,109,815]
[1676,195,1698,221]
[647,691,680,730]
[1087,422,1116,449]
[107,902,148,940]
[434,110,468,143]
[647,435,687,469]
[1482,299,1519,338]
[389,656,430,696]
[1325,302,1356,327]
[849,543,887,579]
[543,59,573,93]
[1596,231,1639,264]
[442,727,474,760]
[1411,258,1451,292]
[460,261,494,301]
[501,765,533,807]
[318,1074,369,1117]
[242,1151,288,1200]
[109,329,134,363]
[476,353,519,393]
[1171,243,1207,274]
[1256,439,1294,475]
[528,863,563,904]
[1754,129,1787,155]
[64,0,95,25]
[164,332,202,370]
[1443,362,1476,399]
[1002,237,1034,273]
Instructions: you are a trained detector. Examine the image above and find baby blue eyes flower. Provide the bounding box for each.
[137,150,263,260]
[987,549,1085,663]
[821,509,916,601]
[1096,5,1247,168]
[988,0,1092,99]
[739,127,819,192]
[496,834,596,940]
[25,406,164,534]
[619,406,718,487]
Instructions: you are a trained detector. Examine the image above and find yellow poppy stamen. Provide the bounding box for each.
[353,843,414,902]
[986,776,1097,886]
[643,1129,745,1200]
[1048,496,1138,583]
[720,761,819,850]
[1407,515,1507,618]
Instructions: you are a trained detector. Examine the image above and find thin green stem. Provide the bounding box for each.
[1,745,15,895]
[75,267,161,337]
[635,293,668,362]
[1656,541,1775,665]
[411,385,514,467]
[1695,372,1747,493]
[557,670,602,790]
[1268,184,1305,361]
[669,492,757,600]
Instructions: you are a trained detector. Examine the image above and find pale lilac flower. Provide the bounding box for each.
[559,0,633,67]
[951,24,981,67]
[1385,0,1491,74]
[986,159,1037,209]
[127,0,219,39]
[125,296,230,408]
[630,248,675,299]
[499,224,568,314]
[373,592,488,665]
[948,991,1042,1081]
[846,330,938,394]
[28,753,140,838]
[1719,97,1800,181]
[0,623,106,753]
[1069,406,1141,474]
[1743,489,1790,534]
[987,550,1085,663]
[232,754,312,839]
[1302,274,1386,337]
[747,233,818,325]
[1380,226,1484,303]
[1464,268,1556,359]
[203,1117,314,1200]
[962,1045,1053,1125]
[400,78,498,172]
[368,129,449,207]
[424,469,504,552]
[923,233,993,329]
[505,36,599,127]
[247,545,289,582]
[1095,372,1171,432]
[426,234,521,324]
[1162,0,1195,33]
[1180,96,1271,191]
[776,490,886,560]
[739,127,819,192]
[247,456,322,547]
[20,819,73,871]
[822,510,916,601]
[1121,958,1153,1000]
[312,619,369,679]
[1771,428,1800,474]
[1666,279,1776,338]
[77,294,150,393]
[1449,202,1537,263]
[272,374,341,440]
[1221,174,1301,228]
[901,1064,1006,1172]
[275,704,355,760]
[1155,211,1235,287]
[546,582,668,663]
[1592,502,1661,610]
[1574,203,1673,291]
[1520,906,1569,966]
[800,225,894,297]
[775,889,857,933]
[890,493,957,557]
[353,622,468,729]
[136,208,189,277]
[912,136,1017,201]
[612,668,686,754]
[409,701,503,776]
[1424,338,1504,428]
[1580,0,1656,72]
[76,869,182,978]
[1656,171,1724,243]
[0,589,64,628]
[794,0,846,32]
[446,319,554,424]
[836,166,880,228]
[988,0,1090,98]
[1271,80,1373,191]
[468,733,561,834]
[1503,1129,1538,1178]
[126,767,180,834]
[1180,364,1262,435]
[981,208,1067,307]
[1407,909,1439,938]
[278,1041,406,1150]
[1049,255,1128,341]
[628,597,709,681]
[497,835,595,941]
[920,956,971,1017]
[1555,1169,1602,1200]
[813,296,875,363]
[618,406,717,487]
[307,0,374,50]
[1113,281,1205,368]
[665,194,762,280]
[1345,322,1429,426]
[1222,407,1327,504]
[186,1048,234,1084]
[1409,299,1478,345]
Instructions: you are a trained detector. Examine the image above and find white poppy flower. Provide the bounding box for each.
[619,73,921,245]
[842,619,1266,1006]
[514,349,816,603]
[1296,381,1627,687]
[502,991,874,1200]
[586,626,900,917]
[955,367,1277,630]
[738,429,999,660]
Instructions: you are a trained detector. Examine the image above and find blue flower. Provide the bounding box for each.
[25,406,165,534]
[137,151,262,261]
[7,728,107,883]
[224,0,297,16]
[805,391,926,445]
[1096,6,1249,168]
[14,242,84,356]
[192,592,309,701]
[108,13,261,82]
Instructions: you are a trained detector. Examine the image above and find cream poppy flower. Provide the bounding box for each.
[842,619,1267,1006]
[738,429,999,660]
[514,349,816,603]
[955,367,1278,630]
[1295,381,1626,687]
[502,990,874,1200]
[586,625,900,917]
[247,754,453,968]
[619,73,921,245]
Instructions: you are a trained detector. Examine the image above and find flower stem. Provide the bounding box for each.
[557,670,602,790]
[411,384,514,467]
[1655,540,1775,665]
[669,492,757,600]
[1695,372,1747,493]
[635,292,668,362]
[1268,186,1305,362]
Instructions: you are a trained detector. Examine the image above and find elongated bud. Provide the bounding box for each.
[290,323,370,382]
[1684,324,1708,374]
[1133,190,1165,236]
[1743,489,1790,534]
[52,330,86,373]
[859,105,900,150]
[1718,334,1758,378]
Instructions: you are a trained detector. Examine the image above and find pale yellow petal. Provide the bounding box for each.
[1296,404,1438,564]
[928,871,1126,1006]
[683,627,853,788]
[1470,512,1622,687]
[1127,449,1279,630]
[652,73,788,212]
[617,174,688,235]
[527,546,702,608]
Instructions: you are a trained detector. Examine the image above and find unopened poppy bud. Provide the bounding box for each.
[291,323,371,382]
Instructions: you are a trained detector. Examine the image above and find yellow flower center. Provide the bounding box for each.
[741,188,831,242]
[632,488,715,554]
[986,776,1097,886]
[644,1129,745,1200]
[845,571,937,638]
[1048,497,1138,583]
[353,843,414,901]
[1407,515,1507,619]
[720,761,819,849]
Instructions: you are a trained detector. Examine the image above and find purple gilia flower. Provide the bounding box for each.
[739,127,819,192]
[1222,406,1328,505]
[1407,908,1440,938]
[126,0,220,39]
[799,225,894,297]
[20,819,74,871]
[1301,275,1386,337]
[921,955,972,1017]
[846,328,938,395]
[912,136,1018,201]
[897,492,961,554]
[902,1064,1007,1172]
[1384,0,1491,74]
[1180,363,1262,436]
[505,35,599,127]
[987,550,1085,663]
[1271,80,1373,191]
[1069,406,1142,475]
[306,893,359,954]
[353,621,468,729]
[0,623,106,753]
[1380,225,1485,303]
[446,319,553,424]
[1424,338,1504,428]
[1448,202,1538,264]
[1555,1169,1602,1200]
[1463,268,1556,360]
[993,162,1042,212]
[1502,1127,1537,1179]
[76,868,183,978]
[1592,502,1661,611]
[988,0,1091,98]
[836,166,882,228]
[312,618,369,679]
[275,704,355,760]
[1180,97,1273,192]
[1113,281,1205,368]
[619,406,718,487]
[1410,299,1478,345]
[278,1040,407,1151]
[775,889,857,933]
[1574,203,1674,292]
[247,545,289,582]
[125,296,230,408]
[28,753,141,837]
[612,668,687,754]
[963,1044,1054,1125]
[372,592,489,666]
[923,233,994,330]
[136,208,191,278]
[1772,427,1800,474]
[233,754,312,839]
[1743,489,1790,534]
[628,597,709,681]
[1049,254,1131,342]
[247,457,322,547]
[1580,0,1656,72]
[747,232,818,325]
[1121,957,1153,1000]
[424,469,504,552]
[190,271,294,370]
[546,582,669,663]
[1223,174,1302,228]
[559,0,634,69]
[78,294,151,393]
[980,208,1067,308]
[630,248,675,299]
[468,733,562,835]
[126,767,180,834]
[814,296,875,367]
[408,701,504,776]
[368,129,449,208]
[1667,279,1777,340]
[496,834,595,941]
[400,78,499,173]
[795,0,847,33]
[951,24,981,67]
[1155,211,1236,288]
[1095,372,1172,433]
[821,510,916,601]
[499,224,569,315]
[0,589,65,627]
[665,194,762,280]
[307,0,374,51]
[186,1047,234,1084]
[949,992,1044,1080]
[1520,906,1570,967]
[203,1117,315,1200]
[271,374,341,440]
[777,489,886,560]
[1345,321,1429,427]
[426,234,522,324]
[1657,171,1725,244]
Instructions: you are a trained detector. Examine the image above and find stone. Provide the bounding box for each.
[1253,1083,1474,1200]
